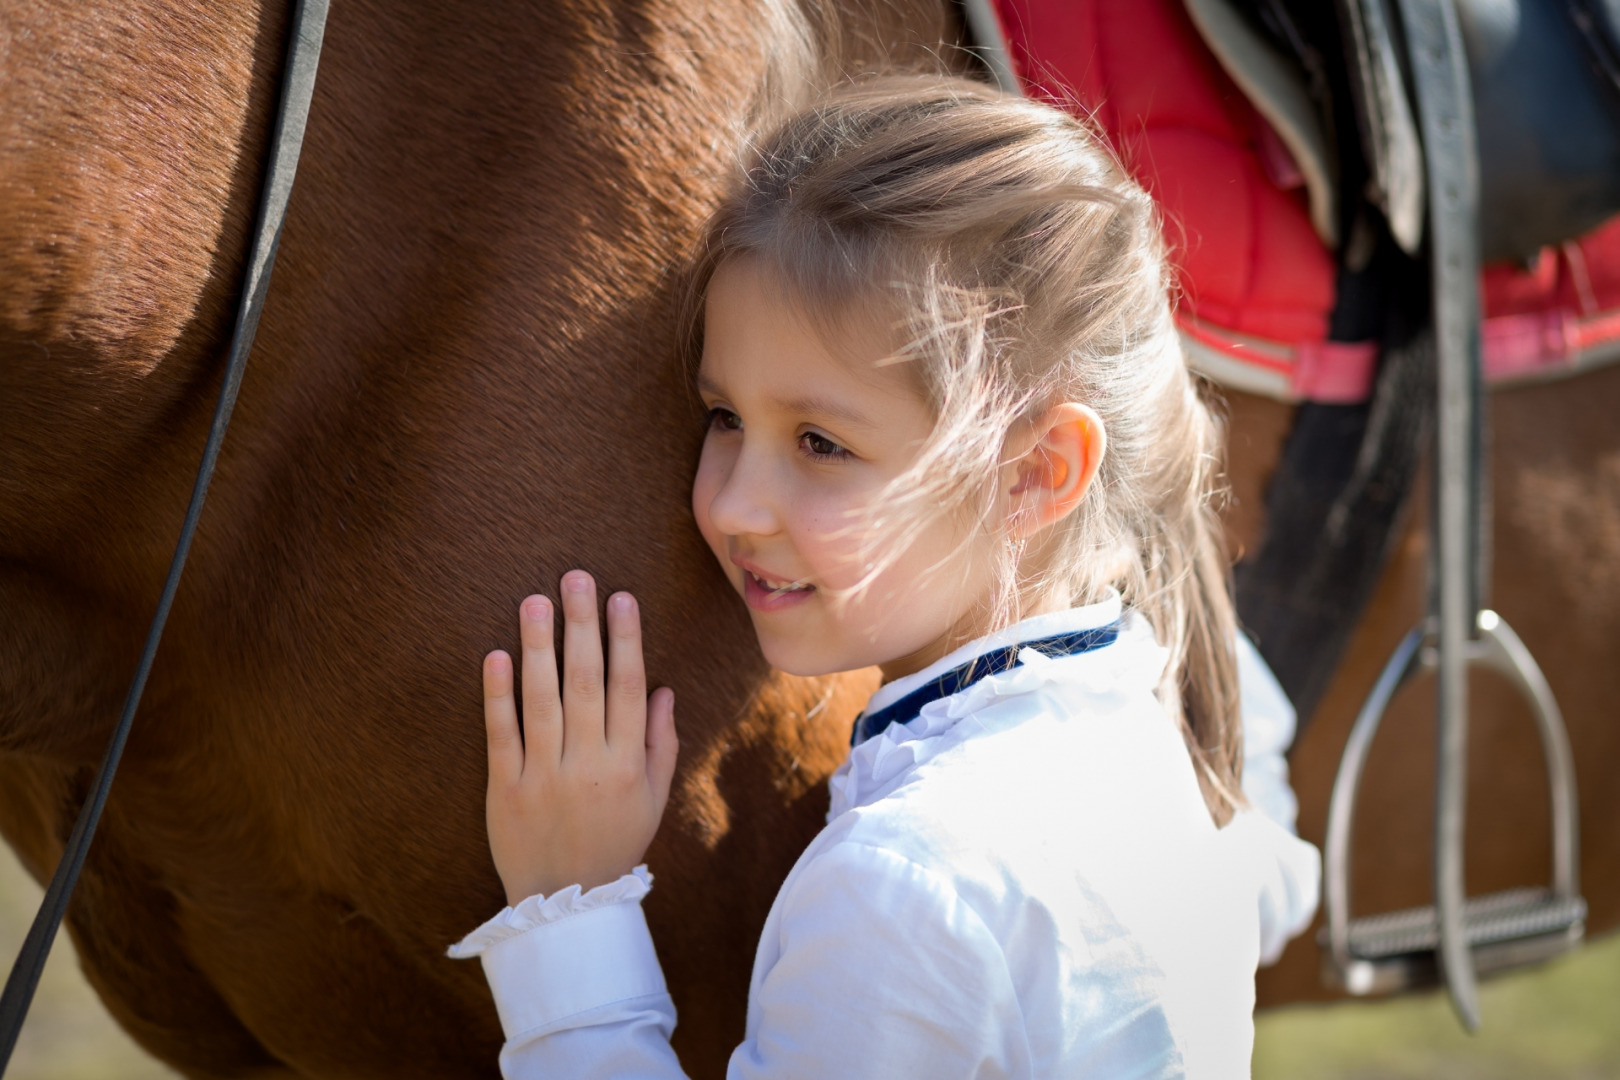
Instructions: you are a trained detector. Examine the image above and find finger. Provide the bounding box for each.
[559,570,605,751]
[604,592,648,751]
[518,595,562,764]
[645,686,678,811]
[483,651,523,787]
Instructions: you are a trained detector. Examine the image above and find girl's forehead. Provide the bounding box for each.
[700,259,919,407]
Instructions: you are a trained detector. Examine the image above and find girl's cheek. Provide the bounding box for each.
[793,477,892,580]
[794,509,873,590]
[691,446,728,558]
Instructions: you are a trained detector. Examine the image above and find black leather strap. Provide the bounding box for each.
[1394,0,1486,1030]
[1234,324,1432,724]
[0,0,329,1066]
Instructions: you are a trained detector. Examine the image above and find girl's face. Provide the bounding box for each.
[692,260,998,680]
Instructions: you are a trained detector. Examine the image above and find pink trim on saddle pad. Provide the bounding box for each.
[1178,317,1378,404]
[1479,219,1620,387]
[1181,301,1620,403]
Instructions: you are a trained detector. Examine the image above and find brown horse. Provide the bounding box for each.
[0,0,950,1073]
[0,1,1615,1078]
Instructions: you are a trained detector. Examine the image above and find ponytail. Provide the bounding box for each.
[1138,387,1242,824]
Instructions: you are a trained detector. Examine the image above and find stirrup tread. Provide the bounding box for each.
[1332,887,1586,960]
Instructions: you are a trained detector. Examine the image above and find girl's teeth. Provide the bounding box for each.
[756,572,806,592]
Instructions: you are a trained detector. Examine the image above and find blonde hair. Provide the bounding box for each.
[684,76,1242,823]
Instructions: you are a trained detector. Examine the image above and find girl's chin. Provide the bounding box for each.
[757,643,836,679]
[753,630,861,680]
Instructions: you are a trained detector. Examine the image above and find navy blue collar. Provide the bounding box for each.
[850,621,1123,746]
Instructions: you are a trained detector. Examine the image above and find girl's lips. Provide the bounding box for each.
[742,570,815,613]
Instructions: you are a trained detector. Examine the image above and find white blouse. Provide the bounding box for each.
[450,597,1321,1078]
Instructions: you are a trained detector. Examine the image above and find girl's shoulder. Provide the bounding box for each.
[819,703,1203,904]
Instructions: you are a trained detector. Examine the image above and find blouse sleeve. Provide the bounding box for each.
[1235,630,1302,835]
[448,867,686,1080]
[452,847,1030,1080]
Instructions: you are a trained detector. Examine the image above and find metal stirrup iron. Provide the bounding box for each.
[1320,0,1587,1029]
[0,0,328,1069]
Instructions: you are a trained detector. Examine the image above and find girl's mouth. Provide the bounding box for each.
[742,570,816,612]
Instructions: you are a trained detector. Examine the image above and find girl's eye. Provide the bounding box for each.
[705,406,741,432]
[800,430,849,460]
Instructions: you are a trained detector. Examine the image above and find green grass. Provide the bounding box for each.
[3,842,1615,1078]
[1254,932,1620,1079]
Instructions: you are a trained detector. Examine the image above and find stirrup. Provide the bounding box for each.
[1320,611,1586,996]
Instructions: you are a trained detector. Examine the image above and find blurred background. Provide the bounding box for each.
[3,843,1617,1078]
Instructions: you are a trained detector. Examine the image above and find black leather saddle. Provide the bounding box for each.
[1207,0,1620,263]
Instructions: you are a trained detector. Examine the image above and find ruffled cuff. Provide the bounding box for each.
[447,865,653,959]
[447,866,668,1041]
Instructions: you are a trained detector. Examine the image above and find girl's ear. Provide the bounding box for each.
[1005,403,1106,538]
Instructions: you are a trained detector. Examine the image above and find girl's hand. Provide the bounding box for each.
[482,570,678,907]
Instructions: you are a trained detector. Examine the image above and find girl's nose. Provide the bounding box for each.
[705,446,782,538]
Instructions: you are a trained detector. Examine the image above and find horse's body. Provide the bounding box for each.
[0,1,1616,1077]
[0,1,949,1073]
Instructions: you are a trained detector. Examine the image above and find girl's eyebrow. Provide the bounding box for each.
[697,372,874,428]
[772,393,874,428]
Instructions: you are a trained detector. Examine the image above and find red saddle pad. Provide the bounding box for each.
[991,0,1620,401]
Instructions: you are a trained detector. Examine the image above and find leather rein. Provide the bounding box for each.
[0,0,329,1067]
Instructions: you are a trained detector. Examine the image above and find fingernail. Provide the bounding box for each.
[564,571,590,592]
[523,597,548,620]
[610,593,634,613]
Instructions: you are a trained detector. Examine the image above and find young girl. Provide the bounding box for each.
[451,76,1319,1077]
